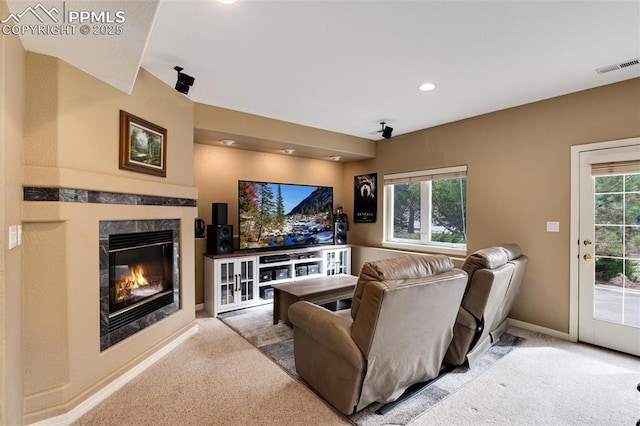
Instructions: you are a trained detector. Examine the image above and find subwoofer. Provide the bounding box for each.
[207,224,233,255]
[212,202,228,226]
[334,222,347,245]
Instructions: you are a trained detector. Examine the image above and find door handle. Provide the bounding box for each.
[583,254,593,261]
[235,274,240,292]
[583,239,592,246]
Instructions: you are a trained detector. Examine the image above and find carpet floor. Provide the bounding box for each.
[218,304,526,426]
[412,329,640,426]
[75,306,640,425]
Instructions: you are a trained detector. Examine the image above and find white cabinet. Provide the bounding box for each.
[204,255,257,316]
[204,246,351,316]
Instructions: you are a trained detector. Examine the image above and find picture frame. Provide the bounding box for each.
[119,110,167,177]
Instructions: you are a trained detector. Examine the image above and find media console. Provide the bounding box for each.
[204,245,351,316]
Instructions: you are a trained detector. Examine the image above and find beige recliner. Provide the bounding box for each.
[444,243,528,367]
[288,254,467,415]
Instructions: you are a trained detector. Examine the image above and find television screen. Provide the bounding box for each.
[238,180,334,250]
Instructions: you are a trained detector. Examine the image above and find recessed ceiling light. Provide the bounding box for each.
[330,155,342,161]
[218,0,236,4]
[221,139,235,146]
[418,82,436,92]
[283,148,295,155]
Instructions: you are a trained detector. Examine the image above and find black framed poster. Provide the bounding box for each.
[354,173,377,223]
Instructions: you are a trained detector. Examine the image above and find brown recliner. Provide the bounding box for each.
[444,244,528,367]
[288,254,467,415]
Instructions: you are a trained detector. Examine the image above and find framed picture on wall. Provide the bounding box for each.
[119,110,167,177]
[354,173,377,223]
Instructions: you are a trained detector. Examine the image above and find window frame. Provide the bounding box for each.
[382,165,468,256]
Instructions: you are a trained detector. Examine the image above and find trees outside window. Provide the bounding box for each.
[384,166,467,251]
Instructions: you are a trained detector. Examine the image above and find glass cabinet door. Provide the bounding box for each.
[336,249,350,274]
[217,260,237,309]
[325,248,350,276]
[238,258,256,302]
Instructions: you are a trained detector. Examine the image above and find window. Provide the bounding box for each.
[383,165,467,254]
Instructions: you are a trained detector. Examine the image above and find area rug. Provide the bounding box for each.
[219,304,524,426]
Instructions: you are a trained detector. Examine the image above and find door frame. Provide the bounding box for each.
[569,136,640,343]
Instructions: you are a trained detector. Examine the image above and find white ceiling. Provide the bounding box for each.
[7,0,640,141]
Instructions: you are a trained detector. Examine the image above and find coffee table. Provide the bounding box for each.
[271,274,358,324]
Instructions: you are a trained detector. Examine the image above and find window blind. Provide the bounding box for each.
[384,165,467,185]
[591,160,640,176]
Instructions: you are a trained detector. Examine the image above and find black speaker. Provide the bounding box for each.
[207,224,233,255]
[334,222,347,245]
[212,203,228,226]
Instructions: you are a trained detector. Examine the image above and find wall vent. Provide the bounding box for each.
[596,58,640,74]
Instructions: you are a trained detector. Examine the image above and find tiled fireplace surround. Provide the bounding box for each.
[99,218,181,351]
[23,187,195,351]
[22,184,198,422]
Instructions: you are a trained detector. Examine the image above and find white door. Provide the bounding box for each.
[577,141,640,356]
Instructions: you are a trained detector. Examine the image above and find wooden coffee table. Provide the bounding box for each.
[271,274,358,324]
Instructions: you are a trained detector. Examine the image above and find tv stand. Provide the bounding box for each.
[204,245,351,316]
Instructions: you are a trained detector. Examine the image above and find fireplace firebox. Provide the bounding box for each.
[108,230,174,332]
[100,219,180,351]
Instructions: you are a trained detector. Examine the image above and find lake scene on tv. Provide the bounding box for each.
[238,181,334,250]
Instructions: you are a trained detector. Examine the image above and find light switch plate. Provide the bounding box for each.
[546,221,560,233]
[8,226,17,249]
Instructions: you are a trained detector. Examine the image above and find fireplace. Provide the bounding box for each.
[100,219,180,351]
[108,230,174,332]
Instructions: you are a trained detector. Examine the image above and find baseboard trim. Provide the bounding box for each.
[29,324,199,426]
[195,303,205,311]
[508,318,572,341]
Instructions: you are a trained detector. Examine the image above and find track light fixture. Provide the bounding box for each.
[174,66,195,95]
[380,122,393,139]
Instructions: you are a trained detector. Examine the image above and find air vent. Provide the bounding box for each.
[596,58,640,74]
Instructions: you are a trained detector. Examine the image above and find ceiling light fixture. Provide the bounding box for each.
[283,148,295,155]
[218,0,237,3]
[221,139,235,146]
[418,82,436,92]
[330,155,342,161]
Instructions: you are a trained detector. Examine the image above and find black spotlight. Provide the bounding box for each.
[174,66,195,95]
[381,123,393,139]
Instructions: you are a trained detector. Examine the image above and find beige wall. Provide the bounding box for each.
[3,14,638,420]
[192,143,346,304]
[344,78,640,334]
[21,54,199,423]
[1,0,26,422]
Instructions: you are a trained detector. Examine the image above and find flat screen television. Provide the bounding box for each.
[238,180,334,251]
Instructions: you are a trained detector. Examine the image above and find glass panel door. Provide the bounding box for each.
[593,174,640,326]
[578,143,640,356]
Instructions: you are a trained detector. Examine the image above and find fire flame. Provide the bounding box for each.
[115,264,149,302]
[128,265,149,287]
